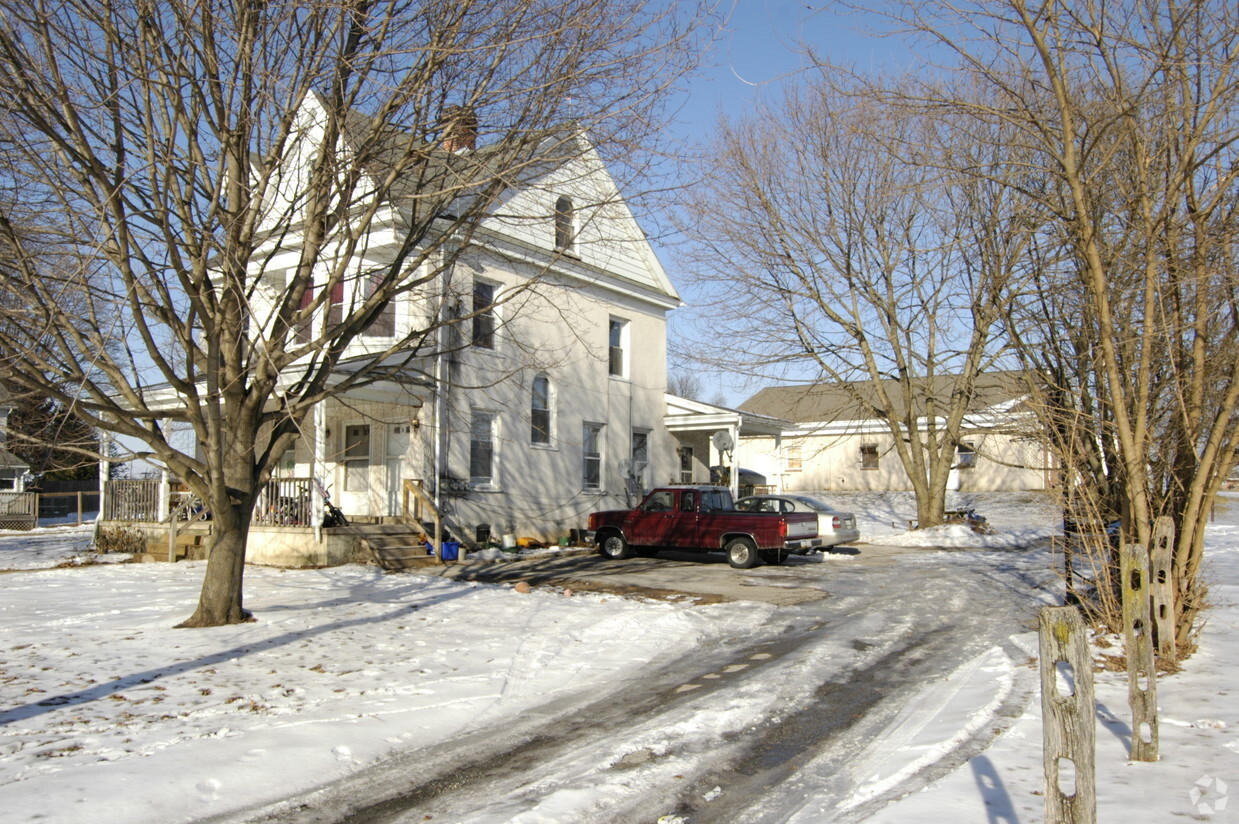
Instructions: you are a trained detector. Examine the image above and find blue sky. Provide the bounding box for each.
[655,2,943,406]
[659,1,911,405]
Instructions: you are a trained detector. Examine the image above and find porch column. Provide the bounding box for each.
[312,402,326,529]
[157,467,170,521]
[99,432,110,521]
[774,432,784,493]
[728,419,740,501]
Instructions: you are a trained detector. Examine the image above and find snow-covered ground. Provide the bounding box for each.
[0,492,1235,823]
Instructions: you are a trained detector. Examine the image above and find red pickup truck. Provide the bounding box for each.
[588,485,821,568]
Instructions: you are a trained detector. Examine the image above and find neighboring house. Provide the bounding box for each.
[0,389,32,493]
[735,372,1053,493]
[137,96,748,556]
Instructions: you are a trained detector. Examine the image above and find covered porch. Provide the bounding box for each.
[663,394,789,500]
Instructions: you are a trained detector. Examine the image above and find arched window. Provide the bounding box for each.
[554,196,574,252]
[531,374,552,445]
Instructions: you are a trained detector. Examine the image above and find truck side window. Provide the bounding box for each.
[681,491,696,512]
[641,490,673,512]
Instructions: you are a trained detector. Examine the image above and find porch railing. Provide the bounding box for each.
[105,480,162,522]
[102,477,314,526]
[0,492,37,530]
[253,477,314,527]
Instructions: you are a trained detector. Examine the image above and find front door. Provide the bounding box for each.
[385,422,413,517]
[339,423,371,516]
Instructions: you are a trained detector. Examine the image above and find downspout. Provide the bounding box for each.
[432,251,450,556]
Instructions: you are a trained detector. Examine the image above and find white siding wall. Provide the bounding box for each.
[738,429,1051,493]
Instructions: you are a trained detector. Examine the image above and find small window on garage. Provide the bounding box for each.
[860,443,879,471]
[957,442,977,469]
[786,444,803,472]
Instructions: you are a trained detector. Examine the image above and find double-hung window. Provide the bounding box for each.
[582,423,603,490]
[531,375,552,446]
[342,424,370,491]
[472,280,496,349]
[631,430,649,487]
[608,318,627,377]
[361,271,396,337]
[470,411,496,486]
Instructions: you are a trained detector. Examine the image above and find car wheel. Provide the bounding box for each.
[760,549,786,565]
[726,537,760,569]
[598,532,633,560]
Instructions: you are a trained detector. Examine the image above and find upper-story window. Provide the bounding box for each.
[608,317,627,378]
[472,279,496,349]
[531,374,552,446]
[296,279,314,343]
[327,279,344,328]
[361,271,396,337]
[554,196,575,252]
[294,278,343,343]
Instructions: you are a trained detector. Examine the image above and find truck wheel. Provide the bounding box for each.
[599,533,633,560]
[726,538,760,569]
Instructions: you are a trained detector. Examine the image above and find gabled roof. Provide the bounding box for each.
[0,446,29,470]
[738,371,1030,424]
[292,95,678,304]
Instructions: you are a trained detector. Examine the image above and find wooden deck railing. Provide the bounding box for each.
[402,479,444,550]
[0,492,37,530]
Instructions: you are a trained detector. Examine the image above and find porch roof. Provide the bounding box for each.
[663,394,789,437]
[137,352,435,412]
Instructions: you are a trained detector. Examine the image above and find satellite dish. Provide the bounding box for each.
[711,430,734,457]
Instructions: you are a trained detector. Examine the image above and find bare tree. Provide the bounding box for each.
[859,0,1239,644]
[0,0,710,626]
[680,79,1030,527]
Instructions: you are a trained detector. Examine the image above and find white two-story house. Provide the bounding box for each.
[232,96,688,553]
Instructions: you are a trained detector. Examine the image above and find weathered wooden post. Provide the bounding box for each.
[1121,542,1159,762]
[1040,605,1096,824]
[1149,516,1176,661]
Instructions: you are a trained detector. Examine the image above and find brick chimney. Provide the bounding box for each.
[441,105,478,153]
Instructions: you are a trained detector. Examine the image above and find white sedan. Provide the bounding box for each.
[735,494,861,548]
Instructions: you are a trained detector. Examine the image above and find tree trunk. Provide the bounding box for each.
[177,501,253,627]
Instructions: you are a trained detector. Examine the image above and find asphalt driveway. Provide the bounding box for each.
[405,544,914,607]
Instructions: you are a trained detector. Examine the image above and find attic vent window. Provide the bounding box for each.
[554,196,575,252]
